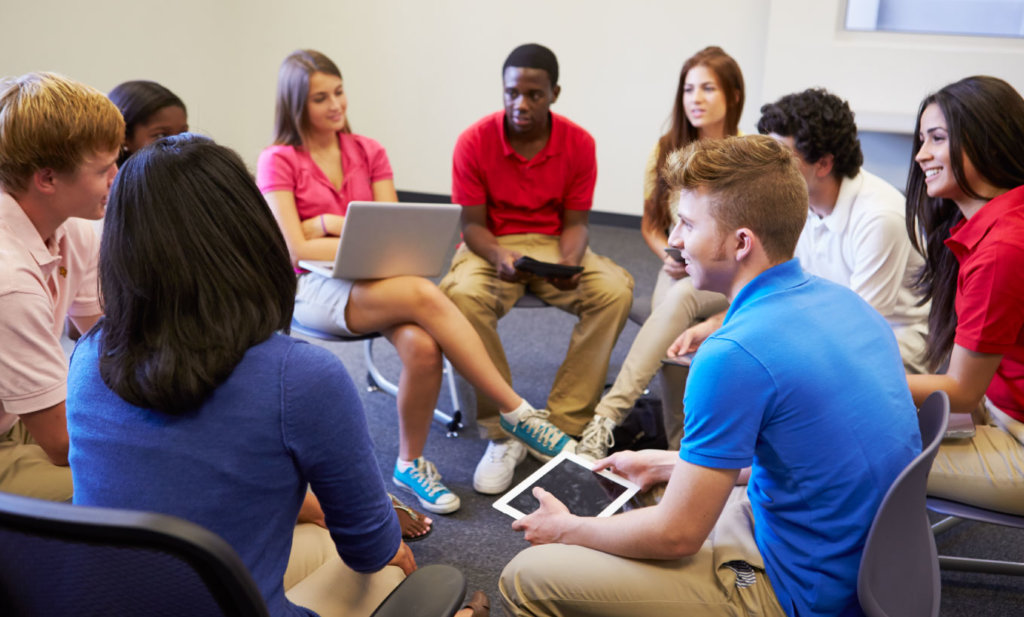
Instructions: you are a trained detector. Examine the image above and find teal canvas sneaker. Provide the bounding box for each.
[392,457,460,514]
[500,408,577,461]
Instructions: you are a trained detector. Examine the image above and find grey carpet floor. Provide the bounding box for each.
[294,223,1024,617]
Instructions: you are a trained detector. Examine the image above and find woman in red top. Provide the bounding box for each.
[258,50,573,520]
[906,75,1024,515]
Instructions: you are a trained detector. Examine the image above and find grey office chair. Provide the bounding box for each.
[928,485,1024,574]
[290,320,464,436]
[928,497,1024,575]
[0,492,466,617]
[857,390,948,617]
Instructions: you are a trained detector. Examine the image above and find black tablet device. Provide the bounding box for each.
[663,246,685,262]
[513,256,584,279]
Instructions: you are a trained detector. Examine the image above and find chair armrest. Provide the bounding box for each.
[370,564,467,617]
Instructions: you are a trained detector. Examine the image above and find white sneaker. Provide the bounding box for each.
[473,439,528,494]
[576,415,616,461]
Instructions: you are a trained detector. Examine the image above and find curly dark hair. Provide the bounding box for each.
[756,88,863,180]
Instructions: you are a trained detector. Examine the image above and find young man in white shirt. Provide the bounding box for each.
[672,89,929,374]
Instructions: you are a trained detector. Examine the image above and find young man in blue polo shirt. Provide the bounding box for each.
[500,135,921,617]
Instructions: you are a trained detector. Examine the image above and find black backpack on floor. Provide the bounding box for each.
[610,397,668,453]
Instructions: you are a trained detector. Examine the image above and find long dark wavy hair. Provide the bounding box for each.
[905,75,1024,370]
[273,49,350,147]
[98,134,296,413]
[645,46,744,236]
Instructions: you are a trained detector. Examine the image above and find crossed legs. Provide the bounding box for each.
[294,273,533,511]
[347,275,527,430]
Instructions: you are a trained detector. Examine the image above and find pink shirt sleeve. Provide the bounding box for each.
[359,136,394,183]
[256,146,299,194]
[0,218,97,420]
[66,221,101,318]
[0,287,68,418]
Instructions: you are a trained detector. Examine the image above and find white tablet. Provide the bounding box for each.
[493,450,640,520]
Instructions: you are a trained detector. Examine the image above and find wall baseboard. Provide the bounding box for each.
[395,190,454,204]
[589,211,641,229]
[396,190,641,229]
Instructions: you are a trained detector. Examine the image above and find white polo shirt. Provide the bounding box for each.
[795,170,930,331]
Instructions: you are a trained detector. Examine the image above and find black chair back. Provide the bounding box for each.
[0,493,269,617]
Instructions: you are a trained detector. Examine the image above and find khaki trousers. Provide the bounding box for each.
[0,421,72,502]
[284,524,405,617]
[500,488,786,617]
[928,400,1024,515]
[440,234,634,437]
[594,269,727,435]
[894,322,929,375]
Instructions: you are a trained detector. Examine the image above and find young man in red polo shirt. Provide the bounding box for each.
[440,43,634,494]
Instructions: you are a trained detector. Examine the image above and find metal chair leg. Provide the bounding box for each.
[931,515,963,536]
[931,513,1024,575]
[441,358,463,437]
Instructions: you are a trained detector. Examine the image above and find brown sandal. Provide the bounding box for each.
[390,493,432,541]
[461,590,489,617]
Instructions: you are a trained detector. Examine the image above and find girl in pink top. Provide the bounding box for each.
[257,50,565,521]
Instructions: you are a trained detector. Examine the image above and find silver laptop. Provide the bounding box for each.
[298,201,462,280]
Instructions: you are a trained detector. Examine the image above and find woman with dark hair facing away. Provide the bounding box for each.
[576,46,743,459]
[257,49,573,516]
[65,134,426,617]
[906,75,1024,515]
[107,80,188,165]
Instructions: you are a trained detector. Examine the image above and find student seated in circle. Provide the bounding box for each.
[501,135,920,617]
[905,75,1024,517]
[108,80,189,166]
[256,50,572,517]
[68,134,417,617]
[575,46,741,459]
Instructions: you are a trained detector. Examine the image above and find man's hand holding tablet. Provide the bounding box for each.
[496,451,639,530]
[591,450,678,493]
[506,451,686,546]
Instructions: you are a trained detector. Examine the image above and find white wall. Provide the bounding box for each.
[2,0,1022,215]
[764,0,1024,133]
[318,0,769,215]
